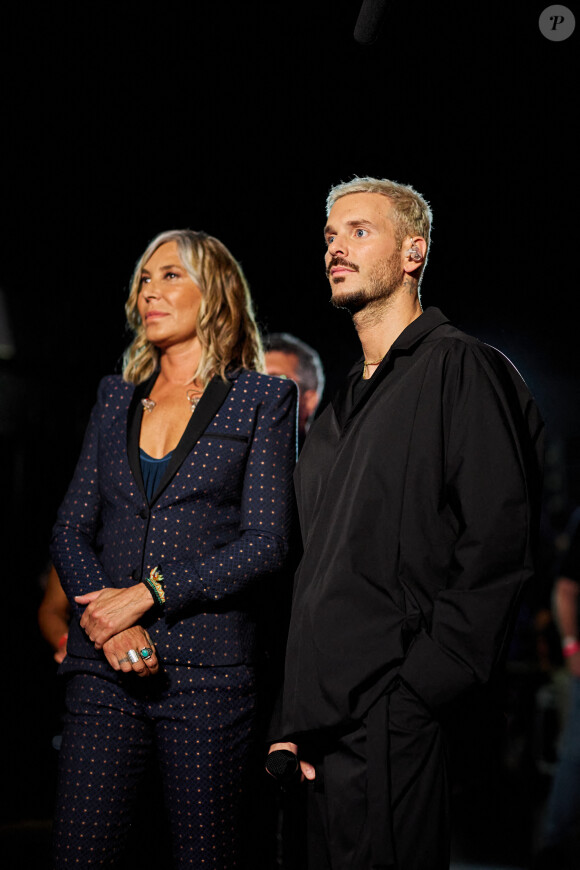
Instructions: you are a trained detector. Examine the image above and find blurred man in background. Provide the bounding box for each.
[265,333,324,449]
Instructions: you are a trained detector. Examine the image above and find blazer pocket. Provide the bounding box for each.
[201,432,250,444]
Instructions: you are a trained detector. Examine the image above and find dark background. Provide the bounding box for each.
[0,1,577,865]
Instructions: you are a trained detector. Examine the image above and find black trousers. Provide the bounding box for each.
[306,682,450,870]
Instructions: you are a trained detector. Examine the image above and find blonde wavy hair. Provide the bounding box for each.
[123,230,265,385]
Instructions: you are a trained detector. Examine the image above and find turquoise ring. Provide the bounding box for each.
[140,647,153,660]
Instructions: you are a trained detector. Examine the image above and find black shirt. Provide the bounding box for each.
[278,308,544,739]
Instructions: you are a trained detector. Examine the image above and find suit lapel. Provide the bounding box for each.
[150,375,233,506]
[127,371,159,504]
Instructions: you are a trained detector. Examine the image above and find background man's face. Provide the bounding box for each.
[324,193,404,314]
[265,350,316,437]
[264,350,301,384]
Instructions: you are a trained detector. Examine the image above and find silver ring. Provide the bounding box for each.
[127,649,140,664]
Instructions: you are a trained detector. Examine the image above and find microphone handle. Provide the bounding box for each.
[354,0,388,45]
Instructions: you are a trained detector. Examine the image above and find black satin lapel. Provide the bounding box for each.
[127,371,159,504]
[150,375,233,505]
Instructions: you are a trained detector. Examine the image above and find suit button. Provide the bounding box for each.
[131,569,140,580]
[139,508,149,519]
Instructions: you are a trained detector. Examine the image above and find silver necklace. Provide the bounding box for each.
[141,379,203,414]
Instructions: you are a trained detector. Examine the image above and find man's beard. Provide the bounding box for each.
[330,251,402,315]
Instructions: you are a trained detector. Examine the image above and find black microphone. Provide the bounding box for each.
[354,0,388,45]
[265,749,300,785]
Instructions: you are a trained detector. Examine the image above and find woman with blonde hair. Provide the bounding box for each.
[50,229,297,868]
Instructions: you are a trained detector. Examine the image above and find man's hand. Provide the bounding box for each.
[102,626,159,677]
[76,585,155,648]
[268,741,316,782]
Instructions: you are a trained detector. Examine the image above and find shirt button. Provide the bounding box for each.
[131,569,140,580]
[139,508,149,519]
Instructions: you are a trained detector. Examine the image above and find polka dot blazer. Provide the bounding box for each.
[51,370,298,676]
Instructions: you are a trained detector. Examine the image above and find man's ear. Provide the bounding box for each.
[402,236,427,274]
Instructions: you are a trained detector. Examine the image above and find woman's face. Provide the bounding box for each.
[137,240,203,350]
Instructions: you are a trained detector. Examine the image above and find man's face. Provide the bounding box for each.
[264,350,301,385]
[324,192,404,314]
[265,350,318,437]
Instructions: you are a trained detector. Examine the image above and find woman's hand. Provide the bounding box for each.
[102,626,159,677]
[76,584,155,649]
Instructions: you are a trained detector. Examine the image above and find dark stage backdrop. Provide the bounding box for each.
[0,0,577,852]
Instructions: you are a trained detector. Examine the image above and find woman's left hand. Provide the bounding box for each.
[102,626,159,677]
[76,585,155,649]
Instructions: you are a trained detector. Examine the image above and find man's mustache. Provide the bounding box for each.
[326,257,360,277]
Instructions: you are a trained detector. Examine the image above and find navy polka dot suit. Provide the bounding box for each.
[50,370,297,868]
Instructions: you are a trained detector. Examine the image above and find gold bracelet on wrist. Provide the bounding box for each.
[142,566,165,608]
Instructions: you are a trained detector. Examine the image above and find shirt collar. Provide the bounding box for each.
[347,307,450,378]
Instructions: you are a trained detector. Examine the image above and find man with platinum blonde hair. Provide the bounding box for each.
[326,176,432,240]
[268,176,544,869]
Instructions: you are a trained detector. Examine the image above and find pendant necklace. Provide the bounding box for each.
[362,356,384,379]
[141,376,202,414]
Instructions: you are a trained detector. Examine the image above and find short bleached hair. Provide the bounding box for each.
[326,176,432,250]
